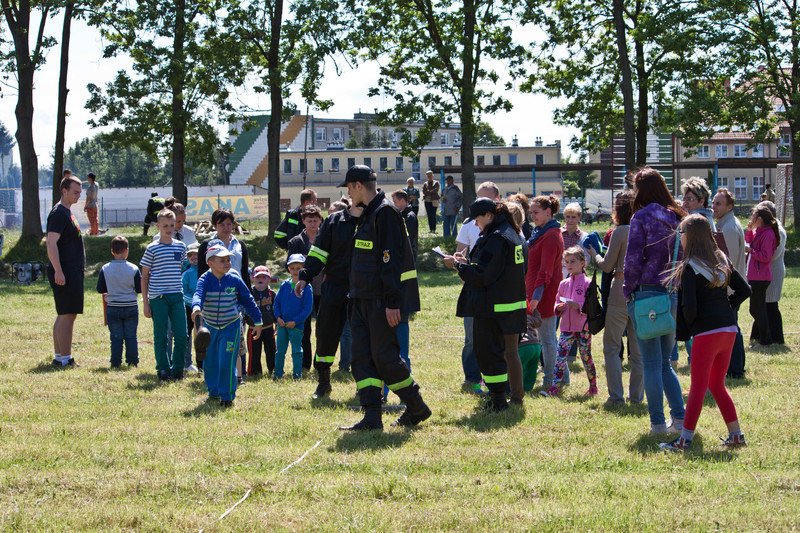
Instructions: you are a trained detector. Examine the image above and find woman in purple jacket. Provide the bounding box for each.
[744,204,780,347]
[623,168,687,435]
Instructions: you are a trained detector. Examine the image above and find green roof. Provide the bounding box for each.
[228,115,270,176]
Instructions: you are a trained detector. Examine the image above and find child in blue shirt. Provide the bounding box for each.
[182,242,200,371]
[192,245,262,407]
[273,254,313,380]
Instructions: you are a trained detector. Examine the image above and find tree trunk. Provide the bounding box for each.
[52,0,74,205]
[267,0,284,235]
[791,128,800,229]
[612,0,635,177]
[635,42,648,167]
[171,0,187,205]
[459,0,476,213]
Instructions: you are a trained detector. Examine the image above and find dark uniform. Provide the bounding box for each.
[274,206,305,249]
[143,194,165,236]
[288,230,322,370]
[456,203,528,411]
[400,205,418,260]
[343,172,430,430]
[298,208,359,398]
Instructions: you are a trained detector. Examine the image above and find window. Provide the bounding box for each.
[753,176,765,200]
[331,158,340,173]
[379,157,388,171]
[752,144,764,158]
[535,154,544,165]
[347,157,356,170]
[395,157,404,172]
[697,145,710,158]
[315,158,324,173]
[476,155,485,166]
[508,154,518,165]
[315,127,326,142]
[779,133,791,156]
[363,157,372,168]
[717,176,729,188]
[734,144,747,158]
[716,145,728,158]
[734,177,747,201]
[283,159,292,174]
[443,156,452,166]
[440,133,449,145]
[299,159,307,174]
[428,156,436,170]
[332,127,344,142]
[492,155,501,165]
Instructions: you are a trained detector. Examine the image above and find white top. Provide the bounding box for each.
[456,219,481,252]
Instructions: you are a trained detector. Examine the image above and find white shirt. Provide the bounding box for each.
[152,225,197,246]
[456,220,481,253]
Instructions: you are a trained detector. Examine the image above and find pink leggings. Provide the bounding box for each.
[683,331,739,432]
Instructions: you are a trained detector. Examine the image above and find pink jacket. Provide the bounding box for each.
[555,272,591,332]
[745,227,777,282]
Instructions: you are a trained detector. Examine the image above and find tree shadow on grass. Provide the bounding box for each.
[332,427,414,452]
[182,400,223,418]
[125,373,162,392]
[452,405,526,432]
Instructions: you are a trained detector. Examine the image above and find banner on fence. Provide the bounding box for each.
[185,195,269,222]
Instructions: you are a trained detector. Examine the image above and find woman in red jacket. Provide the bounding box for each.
[526,195,564,388]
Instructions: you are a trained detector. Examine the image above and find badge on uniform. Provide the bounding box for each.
[383,250,390,263]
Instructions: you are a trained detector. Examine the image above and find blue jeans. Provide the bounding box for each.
[385,322,411,398]
[627,290,685,426]
[339,316,352,371]
[462,317,481,383]
[275,326,304,378]
[443,214,458,237]
[107,305,139,366]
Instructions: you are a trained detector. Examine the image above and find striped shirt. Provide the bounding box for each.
[140,240,187,297]
[192,271,262,329]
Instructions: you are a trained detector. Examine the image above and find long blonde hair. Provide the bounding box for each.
[665,214,730,289]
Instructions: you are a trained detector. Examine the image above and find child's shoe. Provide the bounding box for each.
[158,371,170,384]
[220,400,234,408]
[540,385,559,397]
[659,436,691,452]
[586,385,599,396]
[666,418,684,433]
[719,433,747,448]
[292,373,302,381]
[205,395,221,403]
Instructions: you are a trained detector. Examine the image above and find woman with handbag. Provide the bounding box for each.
[623,168,687,435]
[588,190,643,407]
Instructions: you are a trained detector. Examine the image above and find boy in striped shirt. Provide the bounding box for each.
[192,245,262,407]
[141,209,188,383]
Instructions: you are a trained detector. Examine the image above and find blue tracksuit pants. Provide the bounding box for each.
[204,319,241,401]
[275,326,304,378]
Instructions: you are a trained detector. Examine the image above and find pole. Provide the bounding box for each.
[532,167,536,197]
[303,105,309,190]
[713,165,719,195]
[439,168,445,220]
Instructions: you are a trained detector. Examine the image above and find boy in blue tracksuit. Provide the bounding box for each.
[192,244,262,407]
[273,253,313,380]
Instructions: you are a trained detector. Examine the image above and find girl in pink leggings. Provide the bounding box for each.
[660,214,751,452]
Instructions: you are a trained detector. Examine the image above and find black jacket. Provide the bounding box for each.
[274,206,305,249]
[197,237,251,289]
[676,263,751,341]
[456,218,528,334]
[288,230,312,257]
[401,206,418,260]
[349,192,420,314]
[300,208,359,300]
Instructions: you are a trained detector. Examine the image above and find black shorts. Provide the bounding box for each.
[47,266,85,315]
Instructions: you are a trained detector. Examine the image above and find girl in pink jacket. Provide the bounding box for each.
[745,204,780,347]
[543,246,598,397]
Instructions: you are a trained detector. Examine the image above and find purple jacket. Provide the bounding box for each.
[623,203,681,300]
[745,227,777,281]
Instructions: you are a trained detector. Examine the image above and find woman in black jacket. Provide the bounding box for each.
[660,214,751,452]
[446,198,528,412]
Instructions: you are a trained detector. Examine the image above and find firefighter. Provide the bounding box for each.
[274,189,317,249]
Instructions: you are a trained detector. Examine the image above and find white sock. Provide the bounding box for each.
[55,354,70,364]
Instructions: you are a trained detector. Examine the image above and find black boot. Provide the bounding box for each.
[475,388,509,413]
[312,366,332,399]
[392,386,432,427]
[142,224,149,236]
[340,388,383,431]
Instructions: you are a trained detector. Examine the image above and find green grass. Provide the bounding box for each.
[0,227,799,531]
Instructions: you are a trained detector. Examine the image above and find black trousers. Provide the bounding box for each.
[313,294,349,369]
[350,298,415,406]
[424,201,437,232]
[727,326,747,377]
[472,317,508,393]
[247,325,276,375]
[750,301,784,345]
[301,298,320,370]
[748,280,772,345]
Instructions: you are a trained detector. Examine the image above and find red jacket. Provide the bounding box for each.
[526,227,563,319]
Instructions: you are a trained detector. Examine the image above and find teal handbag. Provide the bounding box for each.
[632,234,679,340]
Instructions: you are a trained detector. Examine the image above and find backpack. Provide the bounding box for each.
[582,269,606,335]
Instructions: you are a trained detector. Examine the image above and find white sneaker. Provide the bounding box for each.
[186,364,199,373]
[650,424,668,435]
[667,418,684,433]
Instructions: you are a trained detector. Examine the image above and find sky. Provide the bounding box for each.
[0,13,581,170]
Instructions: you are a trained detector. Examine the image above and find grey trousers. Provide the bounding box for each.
[603,303,643,402]
[540,315,569,387]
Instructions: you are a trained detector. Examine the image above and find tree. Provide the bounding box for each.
[561,153,597,195]
[86,0,244,205]
[523,1,713,175]
[351,0,530,210]
[474,120,505,147]
[51,0,74,205]
[1,0,56,238]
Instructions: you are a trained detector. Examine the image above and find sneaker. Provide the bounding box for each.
[650,424,668,435]
[659,436,691,452]
[171,370,185,381]
[586,385,599,396]
[292,374,302,382]
[205,395,221,403]
[127,362,138,368]
[540,385,559,397]
[220,400,234,408]
[719,433,747,448]
[603,398,625,407]
[461,381,487,395]
[158,371,171,384]
[185,364,199,373]
[667,418,684,434]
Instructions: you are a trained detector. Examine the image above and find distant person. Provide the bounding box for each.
[97,236,141,368]
[753,201,786,345]
[392,189,418,260]
[84,172,99,236]
[764,183,775,203]
[275,189,317,249]
[164,199,197,245]
[680,176,715,230]
[404,177,421,215]
[441,175,463,237]
[744,204,779,347]
[508,193,533,240]
[46,174,86,368]
[143,192,165,236]
[422,170,440,233]
[247,265,277,376]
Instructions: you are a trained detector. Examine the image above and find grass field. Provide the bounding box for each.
[0,225,799,531]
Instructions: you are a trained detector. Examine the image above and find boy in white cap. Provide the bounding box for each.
[273,254,313,380]
[192,244,263,407]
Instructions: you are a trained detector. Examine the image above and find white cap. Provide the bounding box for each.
[206,244,233,262]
